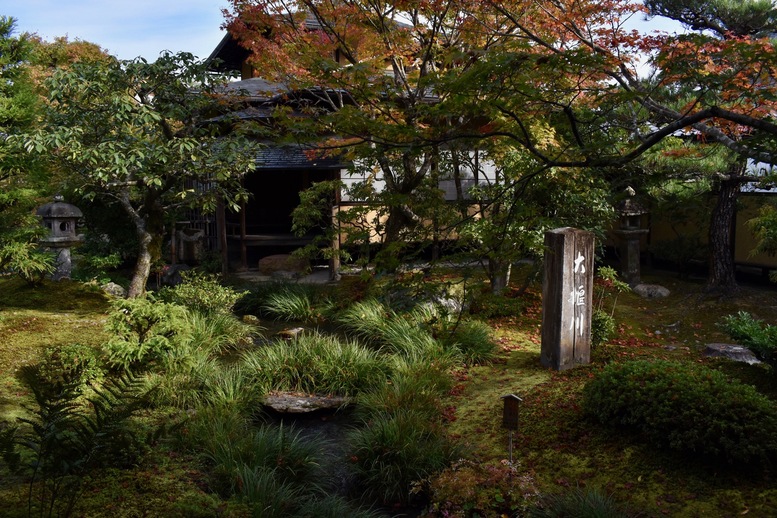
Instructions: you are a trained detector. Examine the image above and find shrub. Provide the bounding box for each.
[582,360,777,464]
[36,342,103,398]
[72,251,122,284]
[591,309,616,348]
[428,460,539,517]
[0,241,54,285]
[157,271,247,315]
[241,332,389,396]
[721,311,777,368]
[102,296,189,373]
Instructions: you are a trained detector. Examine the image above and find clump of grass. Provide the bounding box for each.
[184,310,259,354]
[236,282,333,323]
[338,299,459,364]
[241,331,389,396]
[197,364,262,413]
[347,409,457,506]
[231,465,304,518]
[357,357,454,423]
[437,318,497,365]
[263,289,322,323]
[186,409,324,512]
[529,487,631,518]
[296,495,385,518]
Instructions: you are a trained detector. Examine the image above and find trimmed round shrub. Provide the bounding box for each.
[582,360,777,465]
[156,271,247,315]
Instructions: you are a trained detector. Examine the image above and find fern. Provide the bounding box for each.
[10,365,152,517]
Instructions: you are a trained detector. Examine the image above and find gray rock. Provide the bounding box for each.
[263,392,351,413]
[632,284,670,299]
[703,343,762,365]
[101,282,126,298]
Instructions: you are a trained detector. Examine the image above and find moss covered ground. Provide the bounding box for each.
[443,272,777,517]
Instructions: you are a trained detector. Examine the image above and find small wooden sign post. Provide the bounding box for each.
[540,227,595,371]
[501,394,522,464]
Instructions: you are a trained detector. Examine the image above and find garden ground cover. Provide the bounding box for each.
[1,270,776,516]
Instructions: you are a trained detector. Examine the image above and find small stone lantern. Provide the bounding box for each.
[36,195,84,280]
[614,187,649,285]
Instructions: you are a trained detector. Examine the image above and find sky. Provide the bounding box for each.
[2,1,685,63]
[3,0,232,61]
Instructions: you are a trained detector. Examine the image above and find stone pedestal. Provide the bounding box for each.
[541,227,594,371]
[614,228,648,285]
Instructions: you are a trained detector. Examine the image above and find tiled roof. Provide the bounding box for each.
[256,145,348,170]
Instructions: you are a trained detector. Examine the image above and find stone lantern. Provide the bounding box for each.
[614,187,649,286]
[36,195,84,280]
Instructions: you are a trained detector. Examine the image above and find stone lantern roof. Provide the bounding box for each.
[36,195,84,247]
[614,186,648,217]
[36,194,83,220]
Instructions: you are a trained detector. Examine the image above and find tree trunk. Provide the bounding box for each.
[128,229,153,298]
[706,175,741,294]
[121,191,162,298]
[488,257,511,295]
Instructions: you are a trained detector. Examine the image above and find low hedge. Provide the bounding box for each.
[582,360,777,465]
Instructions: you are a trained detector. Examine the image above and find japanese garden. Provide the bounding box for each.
[3,1,777,516]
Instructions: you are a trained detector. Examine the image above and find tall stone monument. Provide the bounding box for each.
[540,227,594,371]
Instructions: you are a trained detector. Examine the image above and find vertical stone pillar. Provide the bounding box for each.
[541,227,595,371]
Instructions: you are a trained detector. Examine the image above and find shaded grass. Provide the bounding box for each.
[241,331,390,396]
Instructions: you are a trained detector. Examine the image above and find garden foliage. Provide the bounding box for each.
[583,360,777,464]
[156,271,247,315]
[102,296,189,372]
[721,311,777,369]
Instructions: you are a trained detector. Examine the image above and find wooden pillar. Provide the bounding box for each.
[329,206,341,282]
[239,201,247,271]
[540,227,594,371]
[217,198,229,277]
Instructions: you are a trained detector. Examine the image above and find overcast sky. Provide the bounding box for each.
[4,0,231,61]
[3,1,684,63]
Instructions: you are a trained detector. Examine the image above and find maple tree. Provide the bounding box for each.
[224,0,777,287]
[641,0,777,292]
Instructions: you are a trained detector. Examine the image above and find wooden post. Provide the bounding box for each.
[239,201,248,271]
[217,198,229,277]
[329,206,341,282]
[540,227,594,371]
